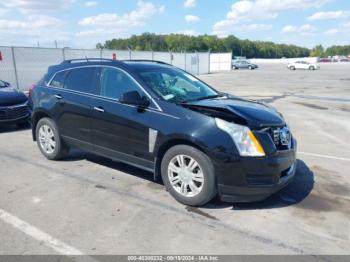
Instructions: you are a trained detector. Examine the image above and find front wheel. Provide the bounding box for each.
[36,117,69,160]
[309,66,315,70]
[161,145,217,206]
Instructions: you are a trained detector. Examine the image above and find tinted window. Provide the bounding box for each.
[50,71,67,88]
[100,68,142,100]
[64,67,96,93]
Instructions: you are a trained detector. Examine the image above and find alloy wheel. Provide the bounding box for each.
[38,124,56,154]
[167,154,204,197]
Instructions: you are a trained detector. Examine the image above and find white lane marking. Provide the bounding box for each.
[0,208,83,255]
[299,151,350,162]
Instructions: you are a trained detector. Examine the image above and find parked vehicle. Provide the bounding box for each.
[0,80,30,127]
[287,61,320,70]
[319,58,331,63]
[232,60,258,70]
[339,58,349,62]
[30,59,297,206]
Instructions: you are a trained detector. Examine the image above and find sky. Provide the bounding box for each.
[0,0,349,49]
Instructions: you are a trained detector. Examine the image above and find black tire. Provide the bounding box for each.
[290,66,295,70]
[36,117,69,160]
[248,66,252,70]
[161,145,217,206]
[309,66,315,70]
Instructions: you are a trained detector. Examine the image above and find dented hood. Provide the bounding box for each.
[185,96,285,129]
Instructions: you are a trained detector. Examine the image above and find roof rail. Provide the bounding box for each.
[61,58,115,64]
[122,60,172,66]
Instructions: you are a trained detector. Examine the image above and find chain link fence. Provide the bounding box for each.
[0,46,213,91]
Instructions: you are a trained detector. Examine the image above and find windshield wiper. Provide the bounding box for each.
[184,94,225,103]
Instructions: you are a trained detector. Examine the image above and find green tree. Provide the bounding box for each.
[310,45,325,57]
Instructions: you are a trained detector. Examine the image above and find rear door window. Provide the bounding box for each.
[64,67,96,93]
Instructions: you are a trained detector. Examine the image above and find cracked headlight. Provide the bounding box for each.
[215,118,265,157]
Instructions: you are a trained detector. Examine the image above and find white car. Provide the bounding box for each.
[287,61,320,70]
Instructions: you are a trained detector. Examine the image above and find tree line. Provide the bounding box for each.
[96,33,350,58]
[310,44,350,57]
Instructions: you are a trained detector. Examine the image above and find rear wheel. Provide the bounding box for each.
[309,66,315,70]
[290,66,295,70]
[161,145,217,206]
[36,117,69,160]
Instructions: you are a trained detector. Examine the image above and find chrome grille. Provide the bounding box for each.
[263,126,292,150]
[0,104,29,121]
[272,128,280,145]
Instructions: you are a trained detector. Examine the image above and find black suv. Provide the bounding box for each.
[30,59,297,206]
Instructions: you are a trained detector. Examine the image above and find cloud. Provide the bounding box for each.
[0,8,8,16]
[213,21,272,36]
[308,10,349,20]
[0,15,68,46]
[85,1,98,8]
[184,0,196,8]
[240,23,272,31]
[185,15,199,23]
[325,22,350,34]
[158,5,165,14]
[0,15,62,30]
[79,1,163,28]
[213,0,331,36]
[2,0,75,12]
[176,30,199,36]
[77,1,164,44]
[325,28,339,34]
[282,24,316,35]
[0,20,26,30]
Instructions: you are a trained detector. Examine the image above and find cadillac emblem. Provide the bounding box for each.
[280,126,291,146]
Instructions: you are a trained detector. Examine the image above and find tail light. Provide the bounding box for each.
[28,84,36,99]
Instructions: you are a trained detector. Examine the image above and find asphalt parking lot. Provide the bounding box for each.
[0,63,349,255]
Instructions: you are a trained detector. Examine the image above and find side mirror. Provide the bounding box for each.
[120,91,150,108]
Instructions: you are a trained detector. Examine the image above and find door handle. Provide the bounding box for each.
[93,106,105,113]
[54,94,62,100]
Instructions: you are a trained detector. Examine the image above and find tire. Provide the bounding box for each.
[309,66,315,70]
[290,66,295,70]
[248,66,252,70]
[161,145,217,206]
[36,117,69,160]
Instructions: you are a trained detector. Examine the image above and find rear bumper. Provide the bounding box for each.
[216,139,297,203]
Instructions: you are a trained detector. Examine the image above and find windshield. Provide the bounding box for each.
[138,68,219,103]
